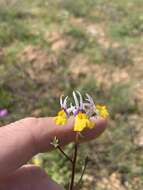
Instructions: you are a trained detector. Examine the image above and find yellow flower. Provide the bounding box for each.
[32,155,42,166]
[74,112,95,132]
[96,104,109,118]
[54,109,68,125]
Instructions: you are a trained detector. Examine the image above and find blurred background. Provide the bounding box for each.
[0,0,143,189]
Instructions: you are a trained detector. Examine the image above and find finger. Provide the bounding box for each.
[0,165,64,190]
[0,117,107,177]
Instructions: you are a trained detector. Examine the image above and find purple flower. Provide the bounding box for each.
[0,109,8,118]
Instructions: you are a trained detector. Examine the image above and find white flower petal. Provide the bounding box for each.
[76,90,83,109]
[63,96,68,108]
[60,95,64,107]
[73,91,79,108]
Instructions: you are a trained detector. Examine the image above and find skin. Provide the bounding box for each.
[0,116,107,190]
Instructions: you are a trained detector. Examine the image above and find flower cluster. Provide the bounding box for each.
[0,108,8,118]
[54,91,109,132]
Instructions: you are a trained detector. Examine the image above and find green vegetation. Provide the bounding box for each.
[0,0,143,189]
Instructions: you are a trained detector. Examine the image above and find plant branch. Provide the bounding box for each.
[69,133,79,190]
[76,157,89,188]
[57,145,73,163]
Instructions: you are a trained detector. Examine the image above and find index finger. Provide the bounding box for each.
[0,117,107,178]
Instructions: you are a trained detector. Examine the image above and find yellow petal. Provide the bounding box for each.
[74,119,86,132]
[96,104,109,118]
[54,116,67,125]
[73,112,95,132]
[32,156,42,166]
[54,109,68,125]
[57,109,67,117]
[87,120,95,128]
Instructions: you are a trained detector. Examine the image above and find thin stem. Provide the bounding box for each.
[69,133,79,190]
[57,145,73,163]
[76,157,89,188]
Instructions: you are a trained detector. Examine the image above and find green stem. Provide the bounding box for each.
[57,145,73,163]
[69,133,79,190]
[76,157,89,188]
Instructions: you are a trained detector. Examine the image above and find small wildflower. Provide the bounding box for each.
[52,91,109,190]
[54,95,69,125]
[32,155,43,166]
[74,111,94,132]
[54,109,68,125]
[54,91,109,131]
[96,104,109,118]
[72,91,95,132]
[50,136,59,148]
[85,94,109,118]
[0,108,8,118]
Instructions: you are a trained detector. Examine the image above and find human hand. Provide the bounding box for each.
[0,117,107,190]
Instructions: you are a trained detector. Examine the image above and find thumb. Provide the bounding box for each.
[0,165,65,190]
